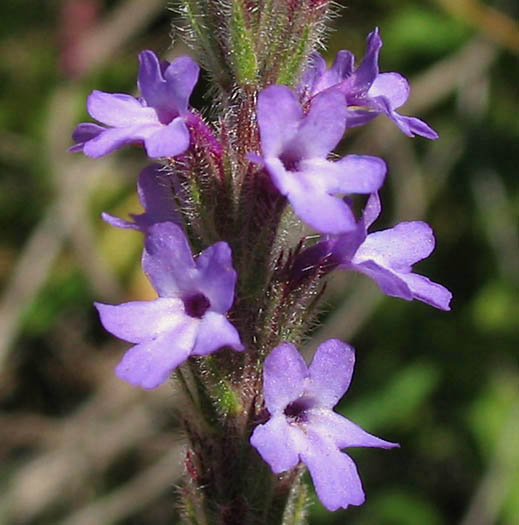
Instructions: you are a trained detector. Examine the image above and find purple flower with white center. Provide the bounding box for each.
[293,193,452,310]
[250,85,386,234]
[299,28,438,139]
[250,340,398,511]
[70,51,200,158]
[95,221,243,389]
[101,164,181,233]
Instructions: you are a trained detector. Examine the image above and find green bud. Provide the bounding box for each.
[230,0,258,84]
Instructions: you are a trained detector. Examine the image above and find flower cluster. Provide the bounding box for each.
[72,27,451,519]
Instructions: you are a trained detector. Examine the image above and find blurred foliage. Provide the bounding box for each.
[0,1,517,524]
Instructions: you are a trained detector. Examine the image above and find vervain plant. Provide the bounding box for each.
[70,2,451,523]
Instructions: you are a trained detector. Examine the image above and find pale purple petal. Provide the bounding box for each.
[351,260,413,300]
[307,339,355,408]
[192,242,237,313]
[95,298,185,344]
[354,222,435,271]
[391,113,439,140]
[87,90,158,127]
[279,169,357,233]
[138,51,199,118]
[257,86,303,157]
[115,319,198,389]
[142,222,196,297]
[328,50,355,84]
[191,311,243,355]
[307,50,355,97]
[138,50,169,110]
[133,164,180,228]
[362,192,382,229]
[101,165,179,232]
[301,431,365,511]
[326,225,366,263]
[263,343,308,414]
[163,56,200,115]
[368,72,409,109]
[101,212,139,230]
[302,155,386,195]
[70,123,105,151]
[371,95,439,139]
[290,89,346,159]
[143,117,190,158]
[344,108,378,128]
[399,273,452,310]
[82,124,159,158]
[309,411,399,450]
[299,52,327,97]
[341,28,381,94]
[250,416,300,473]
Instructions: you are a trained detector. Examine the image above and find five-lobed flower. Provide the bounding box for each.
[292,193,452,310]
[95,221,243,389]
[300,28,439,139]
[251,339,398,511]
[70,51,199,158]
[250,84,386,234]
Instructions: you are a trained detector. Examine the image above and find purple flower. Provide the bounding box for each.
[70,51,200,158]
[102,164,181,233]
[95,222,243,389]
[250,85,386,234]
[300,28,438,139]
[294,193,452,310]
[251,340,398,511]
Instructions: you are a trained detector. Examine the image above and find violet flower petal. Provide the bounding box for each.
[291,89,346,158]
[87,90,158,127]
[309,411,399,450]
[354,221,436,271]
[270,164,357,233]
[250,415,300,473]
[191,311,244,355]
[263,342,307,414]
[362,192,382,228]
[69,123,105,152]
[138,51,199,117]
[134,164,180,228]
[368,72,409,109]
[115,319,198,389]
[341,28,381,95]
[101,164,180,232]
[301,430,365,511]
[95,298,185,344]
[143,117,190,158]
[82,124,158,158]
[307,339,355,408]
[142,222,196,297]
[257,86,303,157]
[191,241,237,313]
[353,260,414,300]
[302,155,386,194]
[399,273,452,310]
[101,212,139,231]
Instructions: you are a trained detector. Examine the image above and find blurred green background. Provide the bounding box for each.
[0,1,517,524]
